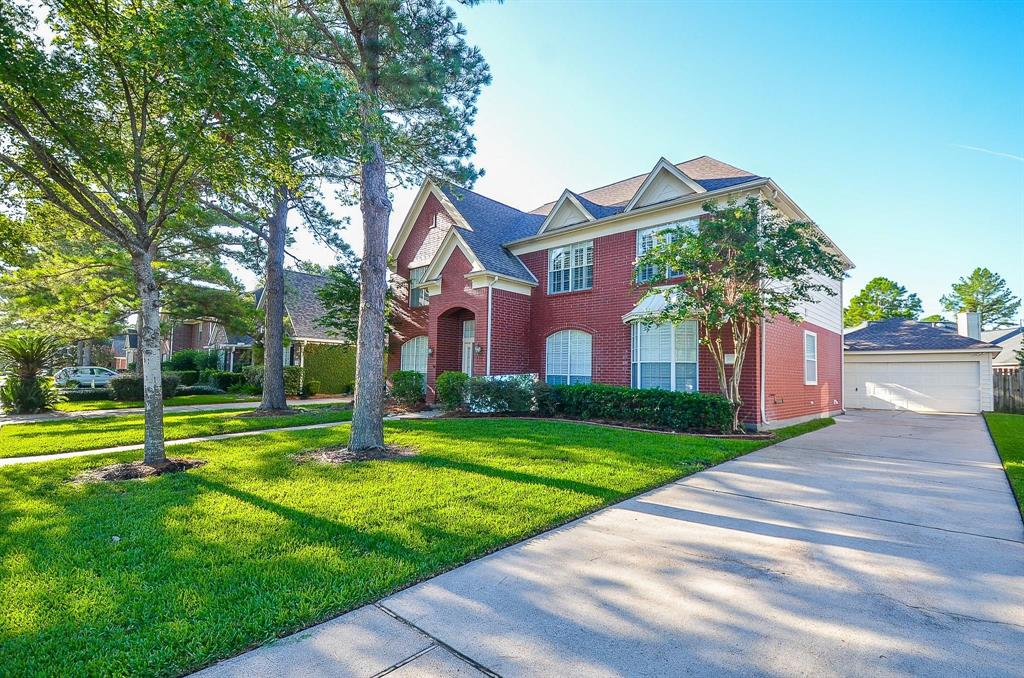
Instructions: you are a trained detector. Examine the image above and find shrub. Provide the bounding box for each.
[166,349,217,372]
[164,370,199,386]
[302,380,321,397]
[109,374,181,401]
[552,384,732,433]
[176,384,226,396]
[62,387,114,402]
[241,365,264,390]
[200,369,245,390]
[466,374,535,413]
[390,370,425,406]
[1,376,63,414]
[435,371,469,411]
[302,344,356,394]
[283,366,304,396]
[532,381,560,417]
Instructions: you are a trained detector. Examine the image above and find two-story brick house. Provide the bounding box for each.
[387,156,852,429]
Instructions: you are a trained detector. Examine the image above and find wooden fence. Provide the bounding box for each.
[994,368,1023,413]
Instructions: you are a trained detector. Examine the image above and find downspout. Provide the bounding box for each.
[839,279,846,414]
[486,276,496,376]
[760,317,769,429]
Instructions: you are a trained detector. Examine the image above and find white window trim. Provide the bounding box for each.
[804,330,818,385]
[630,320,700,392]
[545,330,593,385]
[547,240,593,295]
[409,267,429,308]
[635,219,697,283]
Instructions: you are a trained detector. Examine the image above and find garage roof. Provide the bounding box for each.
[845,319,1002,352]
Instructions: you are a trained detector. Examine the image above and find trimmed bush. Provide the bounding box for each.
[552,383,731,433]
[176,385,226,396]
[284,366,303,396]
[532,381,560,417]
[302,344,356,394]
[241,365,263,390]
[109,374,180,401]
[200,369,245,391]
[466,374,535,413]
[390,370,425,406]
[302,380,321,397]
[166,349,217,372]
[62,387,114,402]
[435,371,469,411]
[164,370,199,386]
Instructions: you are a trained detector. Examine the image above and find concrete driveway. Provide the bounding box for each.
[196,411,1024,678]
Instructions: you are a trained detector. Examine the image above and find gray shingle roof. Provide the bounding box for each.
[282,270,335,341]
[844,319,1002,352]
[439,185,543,281]
[571,191,625,219]
[981,326,1023,366]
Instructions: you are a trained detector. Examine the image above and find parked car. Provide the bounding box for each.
[54,366,118,388]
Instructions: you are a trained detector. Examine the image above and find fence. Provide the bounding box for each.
[994,368,1023,413]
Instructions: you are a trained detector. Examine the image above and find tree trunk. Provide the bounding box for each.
[349,140,390,452]
[130,250,166,466]
[260,186,290,412]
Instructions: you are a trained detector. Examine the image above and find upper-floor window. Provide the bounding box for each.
[635,219,697,283]
[548,240,593,294]
[409,266,429,308]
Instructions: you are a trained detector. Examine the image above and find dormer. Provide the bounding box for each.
[624,157,707,212]
[537,190,595,234]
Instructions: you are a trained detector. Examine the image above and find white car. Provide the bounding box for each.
[54,366,118,388]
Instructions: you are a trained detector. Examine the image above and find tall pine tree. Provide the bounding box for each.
[940,267,1020,329]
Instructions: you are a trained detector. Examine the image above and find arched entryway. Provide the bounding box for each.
[436,307,477,377]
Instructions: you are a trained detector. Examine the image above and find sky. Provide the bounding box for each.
[286,0,1024,322]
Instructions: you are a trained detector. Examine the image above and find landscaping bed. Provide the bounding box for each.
[0,405,352,458]
[0,417,828,677]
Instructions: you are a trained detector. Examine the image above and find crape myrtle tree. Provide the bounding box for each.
[940,267,1021,330]
[297,0,491,451]
[0,0,310,464]
[843,276,923,327]
[636,197,846,432]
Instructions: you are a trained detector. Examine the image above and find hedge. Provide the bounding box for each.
[302,343,356,394]
[109,374,180,401]
[176,385,226,396]
[62,387,114,402]
[238,365,304,396]
[552,383,731,433]
[164,370,199,386]
[200,369,245,391]
[436,371,469,411]
[466,375,535,413]
[166,349,217,371]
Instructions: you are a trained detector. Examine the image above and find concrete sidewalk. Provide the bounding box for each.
[193,410,1024,678]
[0,396,351,427]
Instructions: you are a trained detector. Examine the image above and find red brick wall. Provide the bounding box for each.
[762,317,843,423]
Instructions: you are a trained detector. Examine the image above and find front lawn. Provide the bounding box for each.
[0,405,352,458]
[0,418,828,677]
[984,412,1024,514]
[56,393,260,412]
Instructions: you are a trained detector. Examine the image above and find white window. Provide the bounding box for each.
[804,331,818,385]
[409,267,429,308]
[548,240,593,294]
[636,219,697,283]
[631,320,698,392]
[400,336,428,378]
[545,330,592,385]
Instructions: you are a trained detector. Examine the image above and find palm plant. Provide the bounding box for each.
[0,332,66,413]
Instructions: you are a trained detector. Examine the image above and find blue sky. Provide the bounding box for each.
[301,0,1024,321]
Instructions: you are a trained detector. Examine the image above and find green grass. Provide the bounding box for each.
[0,406,352,458]
[984,412,1024,515]
[0,417,828,677]
[56,394,260,412]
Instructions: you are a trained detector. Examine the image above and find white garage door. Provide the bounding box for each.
[845,360,981,413]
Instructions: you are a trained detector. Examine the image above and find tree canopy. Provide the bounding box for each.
[940,267,1020,329]
[843,276,923,327]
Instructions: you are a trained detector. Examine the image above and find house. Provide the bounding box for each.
[843,313,1002,413]
[981,326,1023,371]
[387,155,852,430]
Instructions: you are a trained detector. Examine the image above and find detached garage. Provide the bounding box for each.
[844,317,1002,413]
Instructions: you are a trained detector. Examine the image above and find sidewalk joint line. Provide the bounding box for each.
[371,643,438,677]
[375,603,503,677]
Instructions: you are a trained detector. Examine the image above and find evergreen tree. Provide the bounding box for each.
[843,276,923,327]
[940,267,1021,329]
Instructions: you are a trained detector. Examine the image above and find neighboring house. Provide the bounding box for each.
[981,326,1023,371]
[844,313,1002,413]
[387,155,852,430]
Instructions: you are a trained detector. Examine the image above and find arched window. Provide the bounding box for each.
[545,330,592,385]
[400,336,428,377]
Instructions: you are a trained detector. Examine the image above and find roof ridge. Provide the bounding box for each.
[441,182,538,218]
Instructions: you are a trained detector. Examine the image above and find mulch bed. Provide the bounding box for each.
[440,412,774,439]
[384,402,431,415]
[71,458,207,484]
[292,444,417,465]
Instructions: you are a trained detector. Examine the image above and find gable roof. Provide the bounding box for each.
[981,326,1023,366]
[844,319,1002,352]
[437,184,543,281]
[282,270,336,342]
[530,156,762,215]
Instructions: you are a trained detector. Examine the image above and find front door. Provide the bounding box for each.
[461,319,475,376]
